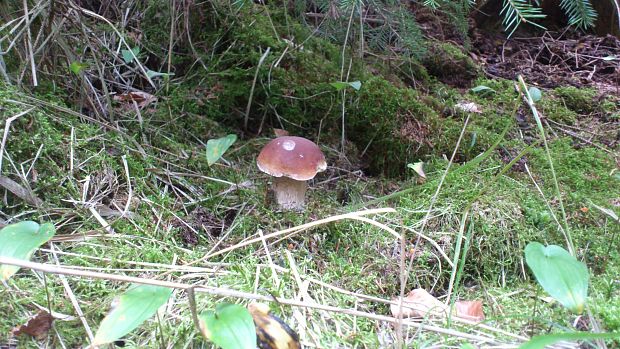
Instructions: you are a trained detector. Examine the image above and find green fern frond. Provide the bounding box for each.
[559,0,597,30]
[338,0,362,11]
[500,0,547,37]
[424,0,441,9]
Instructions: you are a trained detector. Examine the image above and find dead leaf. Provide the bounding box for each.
[273,129,289,137]
[113,91,157,109]
[455,300,485,322]
[408,161,426,178]
[390,289,447,318]
[0,175,43,207]
[11,310,54,339]
[392,289,485,323]
[248,303,301,349]
[455,101,482,114]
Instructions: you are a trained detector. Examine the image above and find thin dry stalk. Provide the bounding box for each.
[49,244,95,343]
[200,208,396,261]
[0,256,519,345]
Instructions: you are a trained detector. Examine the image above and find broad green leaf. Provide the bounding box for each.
[93,284,173,345]
[470,85,495,94]
[460,343,476,349]
[198,303,256,349]
[69,61,87,75]
[528,87,542,102]
[330,81,362,91]
[0,221,55,281]
[206,134,237,166]
[518,332,620,349]
[121,47,140,64]
[524,242,589,313]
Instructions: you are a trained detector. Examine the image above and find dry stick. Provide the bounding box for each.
[22,0,37,86]
[402,115,472,304]
[120,155,133,217]
[202,208,396,260]
[166,0,176,94]
[613,0,620,35]
[0,257,511,344]
[0,108,34,171]
[244,47,271,130]
[257,228,281,288]
[76,7,156,89]
[49,244,95,343]
[339,6,355,154]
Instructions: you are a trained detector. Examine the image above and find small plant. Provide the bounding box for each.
[206,134,238,166]
[524,242,589,314]
[198,303,257,349]
[0,221,55,281]
[0,221,258,347]
[93,284,173,345]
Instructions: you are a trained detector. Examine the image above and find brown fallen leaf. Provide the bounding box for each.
[455,300,485,322]
[11,310,54,339]
[273,128,290,137]
[113,91,157,109]
[391,289,485,323]
[390,289,448,318]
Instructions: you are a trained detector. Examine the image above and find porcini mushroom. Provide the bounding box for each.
[257,136,327,211]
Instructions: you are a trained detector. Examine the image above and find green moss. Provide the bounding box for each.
[554,86,597,115]
[539,97,579,124]
[422,42,479,87]
[600,96,620,120]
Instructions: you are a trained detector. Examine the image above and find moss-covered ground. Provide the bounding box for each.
[1,1,619,348]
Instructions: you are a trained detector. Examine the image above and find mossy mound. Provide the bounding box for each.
[554,86,597,115]
[422,42,479,87]
[144,6,514,177]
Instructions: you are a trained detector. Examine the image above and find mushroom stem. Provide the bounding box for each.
[273,176,307,211]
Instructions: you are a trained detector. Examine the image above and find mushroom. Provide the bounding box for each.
[257,136,327,211]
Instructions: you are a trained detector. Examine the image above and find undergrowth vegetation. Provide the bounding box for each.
[1,0,619,348]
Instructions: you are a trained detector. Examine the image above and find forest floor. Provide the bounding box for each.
[1,2,619,348]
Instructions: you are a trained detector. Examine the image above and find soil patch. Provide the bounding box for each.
[472,31,620,92]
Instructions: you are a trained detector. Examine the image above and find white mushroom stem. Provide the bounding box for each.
[273,176,307,211]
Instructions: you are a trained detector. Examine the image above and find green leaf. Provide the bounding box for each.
[518,332,620,349]
[93,284,173,345]
[528,86,542,102]
[330,81,362,91]
[0,221,55,281]
[348,81,362,90]
[198,303,256,349]
[121,47,140,64]
[146,70,174,79]
[470,85,496,94]
[524,242,589,313]
[206,134,237,166]
[69,61,87,75]
[460,343,476,349]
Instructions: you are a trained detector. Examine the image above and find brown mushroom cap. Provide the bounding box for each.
[257,136,327,181]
